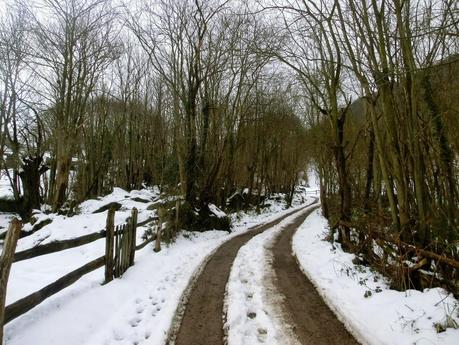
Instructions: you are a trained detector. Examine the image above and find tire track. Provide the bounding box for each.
[267,207,360,345]
[168,201,317,345]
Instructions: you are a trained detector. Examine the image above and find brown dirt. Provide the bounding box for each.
[269,207,360,345]
[169,201,317,345]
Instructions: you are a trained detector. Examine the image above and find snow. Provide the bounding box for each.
[3,186,312,345]
[225,205,316,345]
[78,187,158,214]
[209,203,227,218]
[16,187,158,252]
[292,209,459,345]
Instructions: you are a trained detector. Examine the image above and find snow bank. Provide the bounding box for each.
[292,209,459,345]
[209,203,227,218]
[16,187,158,252]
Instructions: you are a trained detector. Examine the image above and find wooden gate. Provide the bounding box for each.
[105,207,138,282]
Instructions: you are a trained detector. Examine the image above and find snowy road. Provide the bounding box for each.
[267,207,358,345]
[4,188,317,345]
[170,201,326,345]
[224,202,359,345]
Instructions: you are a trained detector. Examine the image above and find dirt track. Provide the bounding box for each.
[169,201,359,345]
[169,202,316,345]
[269,208,360,345]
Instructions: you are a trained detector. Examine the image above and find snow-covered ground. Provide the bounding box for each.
[292,209,459,345]
[3,185,313,345]
[16,187,159,252]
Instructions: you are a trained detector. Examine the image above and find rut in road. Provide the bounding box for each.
[268,209,360,345]
[168,201,317,345]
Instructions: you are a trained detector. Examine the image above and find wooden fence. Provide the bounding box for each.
[0,207,158,343]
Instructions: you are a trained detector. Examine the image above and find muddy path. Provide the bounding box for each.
[168,201,317,345]
[268,208,360,345]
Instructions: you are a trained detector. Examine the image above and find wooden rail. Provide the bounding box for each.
[13,231,106,262]
[4,256,105,324]
[0,218,56,241]
[135,234,156,251]
[12,216,156,263]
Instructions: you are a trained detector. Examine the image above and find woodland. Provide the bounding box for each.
[0,0,458,294]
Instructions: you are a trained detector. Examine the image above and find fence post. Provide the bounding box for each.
[0,218,22,343]
[114,225,120,278]
[122,224,128,273]
[129,208,138,267]
[154,218,162,253]
[104,207,115,283]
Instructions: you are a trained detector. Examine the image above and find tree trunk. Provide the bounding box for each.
[53,154,72,212]
[19,156,48,220]
[363,129,375,213]
[334,112,352,245]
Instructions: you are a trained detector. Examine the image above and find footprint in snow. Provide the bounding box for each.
[129,316,142,327]
[247,312,257,319]
[257,328,268,343]
[150,303,162,316]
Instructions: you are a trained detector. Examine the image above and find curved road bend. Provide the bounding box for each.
[169,201,318,345]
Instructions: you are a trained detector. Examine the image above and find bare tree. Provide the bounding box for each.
[25,0,119,211]
[0,4,30,202]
